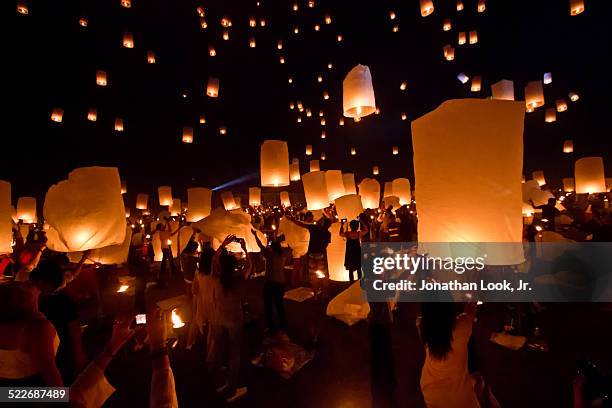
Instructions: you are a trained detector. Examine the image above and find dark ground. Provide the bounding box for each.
[83,270,612,408]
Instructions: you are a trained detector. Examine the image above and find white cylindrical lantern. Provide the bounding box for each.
[0,181,12,254]
[120,180,127,194]
[169,198,181,216]
[532,171,546,186]
[310,160,320,172]
[302,171,329,210]
[16,197,37,223]
[563,140,574,153]
[96,70,107,86]
[260,140,290,187]
[186,187,211,221]
[491,79,515,101]
[325,170,346,202]
[182,126,193,144]
[575,157,606,194]
[562,178,575,192]
[458,32,466,45]
[556,99,568,112]
[383,182,393,198]
[392,146,399,155]
[525,81,545,110]
[411,99,525,265]
[221,191,237,210]
[358,178,380,209]
[420,0,434,17]
[372,166,380,175]
[327,223,349,281]
[51,107,64,123]
[335,194,363,221]
[342,64,376,119]
[470,76,482,92]
[114,118,124,132]
[305,145,313,156]
[280,191,291,207]
[87,108,97,122]
[249,187,261,206]
[136,193,148,210]
[123,32,134,48]
[43,167,126,252]
[342,173,357,195]
[158,186,172,206]
[570,0,585,15]
[391,178,411,205]
[290,160,301,181]
[545,108,556,123]
[206,77,219,98]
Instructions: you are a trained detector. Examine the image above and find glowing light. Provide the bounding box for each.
[171,308,185,328]
[117,285,129,293]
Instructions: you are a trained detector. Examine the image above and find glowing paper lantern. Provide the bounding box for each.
[556,99,568,112]
[114,118,124,132]
[384,196,400,210]
[358,178,380,209]
[17,2,28,14]
[327,223,348,281]
[260,140,290,187]
[570,0,585,15]
[420,0,434,17]
[136,193,148,210]
[157,186,172,206]
[471,76,482,92]
[221,191,237,210]
[51,108,64,123]
[457,1,464,11]
[335,194,363,221]
[575,157,606,194]
[563,140,574,153]
[16,197,36,223]
[44,167,126,252]
[563,178,575,192]
[195,208,266,253]
[182,126,193,143]
[392,178,411,205]
[310,160,320,172]
[290,159,301,181]
[278,217,309,257]
[122,32,134,48]
[443,45,454,61]
[532,171,546,187]
[147,51,156,64]
[302,171,329,210]
[306,145,313,155]
[491,80,515,101]
[121,0,131,8]
[545,108,556,123]
[169,199,181,216]
[120,180,127,194]
[457,73,469,84]
[96,70,107,86]
[325,170,346,202]
[249,187,261,206]
[392,146,399,155]
[469,30,478,44]
[186,187,211,221]
[372,166,380,176]
[69,226,132,265]
[342,65,376,119]
[443,18,452,31]
[280,191,291,207]
[606,178,612,192]
[383,182,393,198]
[458,32,466,45]
[87,108,97,122]
[0,181,12,254]
[342,173,357,195]
[543,72,553,84]
[477,0,486,12]
[206,77,219,98]
[525,81,545,110]
[411,99,525,265]
[569,92,580,102]
[350,147,356,156]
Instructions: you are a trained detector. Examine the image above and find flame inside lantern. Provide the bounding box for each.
[171,308,185,329]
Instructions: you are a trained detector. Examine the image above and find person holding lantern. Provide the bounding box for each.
[339,219,368,283]
[155,222,181,288]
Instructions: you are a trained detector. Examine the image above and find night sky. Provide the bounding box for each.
[5,0,612,209]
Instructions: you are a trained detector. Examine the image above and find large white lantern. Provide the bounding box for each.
[325,170,346,202]
[411,99,525,265]
[136,193,148,210]
[335,194,363,221]
[327,223,349,281]
[220,191,237,210]
[358,178,380,209]
[383,182,393,198]
[491,79,515,101]
[342,173,357,195]
[260,140,290,187]
[575,157,606,194]
[195,208,266,253]
[562,178,575,192]
[532,171,546,186]
[278,216,309,257]
[391,178,412,205]
[0,181,12,254]
[343,64,376,119]
[44,167,126,252]
[186,187,212,221]
[69,226,132,265]
[249,187,261,206]
[302,171,329,210]
[16,197,37,223]
[525,81,545,110]
[158,186,172,206]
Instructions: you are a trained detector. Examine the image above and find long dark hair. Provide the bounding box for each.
[420,301,457,360]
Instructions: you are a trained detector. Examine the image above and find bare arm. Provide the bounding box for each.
[212,235,234,277]
[29,319,63,387]
[339,223,346,237]
[286,215,308,229]
[251,229,265,251]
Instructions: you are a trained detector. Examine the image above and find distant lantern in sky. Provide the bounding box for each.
[401,112,407,121]
[563,140,574,153]
[314,24,320,31]
[114,118,124,132]
[249,37,256,48]
[206,77,219,98]
[303,171,329,210]
[136,194,148,210]
[308,0,315,8]
[400,81,407,91]
[320,152,326,160]
[556,99,568,112]
[575,157,606,194]
[87,108,97,122]
[339,118,345,126]
[525,81,545,110]
[96,70,107,86]
[477,0,486,12]
[249,187,261,206]
[122,32,134,48]
[491,79,515,100]
[420,0,434,17]
[358,178,380,209]
[182,126,193,143]
[570,0,585,16]
[147,51,156,63]
[392,146,399,155]
[79,17,88,27]
[208,45,216,56]
[372,166,380,175]
[457,1,464,11]
[317,74,323,83]
[200,18,207,29]
[277,40,283,50]
[337,34,343,42]
[306,145,313,155]
[343,64,376,119]
[288,77,293,84]
[120,180,127,194]
[279,56,285,64]
[260,140,290,187]
[321,130,326,139]
[218,126,227,135]
[297,116,302,123]
[121,0,131,8]
[199,115,206,124]
[310,160,320,172]
[543,72,552,84]
[563,178,575,192]
[468,30,478,44]
[294,27,299,35]
[471,76,482,92]
[457,73,469,84]
[306,109,312,117]
[392,25,399,33]
[323,91,329,100]
[532,170,546,186]
[569,92,579,102]
[249,17,256,27]
[545,108,556,123]
[443,45,455,61]
[292,2,298,11]
[222,30,229,40]
[458,32,466,45]
[443,18,451,31]
[325,14,332,24]
[280,191,291,207]
[389,10,396,20]
[158,186,172,206]
[51,107,64,123]
[220,17,231,27]
[290,159,301,181]
[17,197,37,223]
[350,147,356,156]
[17,2,28,14]
[260,18,266,27]
[320,118,326,126]
[196,7,205,17]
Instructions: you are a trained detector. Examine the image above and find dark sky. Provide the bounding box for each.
[4,0,612,209]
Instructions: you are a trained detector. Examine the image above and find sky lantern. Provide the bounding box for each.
[569,92,580,102]
[323,91,329,100]
[249,187,261,206]
[342,173,356,195]
[556,99,568,112]
[392,178,411,205]
[457,73,469,84]
[372,166,380,175]
[525,81,545,110]
[290,158,301,181]
[206,77,219,98]
[96,70,107,86]
[220,17,232,27]
[401,112,407,121]
[121,0,131,8]
[420,0,434,17]
[350,147,356,156]
[392,146,399,155]
[249,37,256,48]
[443,18,452,31]
[122,32,134,48]
[343,64,376,119]
[0,181,12,254]
[456,1,464,11]
[563,140,574,153]
[321,152,326,160]
[87,108,97,122]
[222,30,229,40]
[16,197,37,223]
[302,171,329,210]
[249,17,256,27]
[44,167,126,252]
[543,72,553,85]
[51,107,64,123]
[79,17,88,27]
[335,194,363,222]
[182,126,193,143]
[114,118,124,132]
[477,0,486,12]
[200,18,207,29]
[469,30,478,44]
[306,145,313,155]
[325,170,346,202]
[545,108,556,123]
[199,115,206,124]
[17,2,28,14]
[120,180,127,194]
[607,178,612,191]
[280,191,291,207]
[562,178,575,192]
[358,178,380,209]
[136,193,148,210]
[158,186,172,206]
[310,160,320,172]
[412,99,525,265]
[220,191,237,210]
[443,45,455,61]
[458,32,466,45]
[491,80,514,100]
[471,76,482,92]
[570,0,585,15]
[147,51,156,63]
[575,157,606,194]
[208,45,216,57]
[383,182,393,198]
[169,198,181,216]
[186,187,211,221]
[260,140,290,187]
[532,170,546,186]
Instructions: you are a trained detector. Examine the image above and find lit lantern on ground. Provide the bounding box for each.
[302,171,329,210]
[411,99,525,265]
[280,191,291,207]
[249,187,261,206]
[545,108,556,123]
[335,194,363,221]
[16,197,37,223]
[221,191,237,210]
[563,140,574,153]
[120,180,127,194]
[392,178,411,205]
[206,77,219,98]
[469,30,478,44]
[471,76,482,92]
[96,70,107,86]
[260,140,290,187]
[563,178,575,192]
[575,157,606,194]
[532,171,546,186]
[458,32,466,45]
[358,178,380,209]
[147,51,156,63]
[372,166,380,175]
[290,159,301,181]
[570,0,585,15]
[169,199,181,216]
[477,0,486,12]
[0,181,12,254]
[87,108,97,122]
[443,45,454,61]
[186,187,211,221]
[457,73,469,84]
[123,32,134,48]
[182,126,193,143]
[114,118,124,132]
[343,64,376,119]
[325,170,346,202]
[392,146,399,155]
[443,18,451,31]
[44,167,126,252]
[136,194,148,210]
[556,99,568,112]
[51,108,64,123]
[342,173,356,195]
[525,81,545,110]
[569,92,579,102]
[491,79,515,101]
[420,0,434,16]
[158,186,172,206]
[17,2,28,14]
[310,160,320,172]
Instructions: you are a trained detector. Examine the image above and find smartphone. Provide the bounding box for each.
[135,314,147,325]
[341,218,347,223]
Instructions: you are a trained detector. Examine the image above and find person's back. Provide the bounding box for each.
[263,246,288,284]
